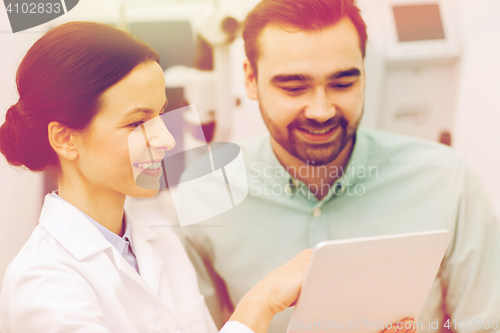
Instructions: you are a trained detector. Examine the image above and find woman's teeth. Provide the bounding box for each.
[137,162,161,170]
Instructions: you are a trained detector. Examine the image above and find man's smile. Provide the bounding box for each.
[295,126,342,144]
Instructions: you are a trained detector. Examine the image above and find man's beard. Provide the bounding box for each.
[260,106,362,166]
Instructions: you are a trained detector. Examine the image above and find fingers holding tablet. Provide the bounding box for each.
[258,248,314,314]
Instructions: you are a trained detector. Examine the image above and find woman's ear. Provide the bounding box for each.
[48,121,78,161]
[243,59,259,101]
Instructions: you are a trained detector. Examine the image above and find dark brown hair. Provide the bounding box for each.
[0,21,159,172]
[242,0,368,73]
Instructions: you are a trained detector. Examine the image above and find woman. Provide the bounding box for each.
[0,22,415,333]
[0,21,312,333]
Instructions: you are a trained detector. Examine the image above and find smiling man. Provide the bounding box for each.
[244,15,366,200]
[175,0,500,332]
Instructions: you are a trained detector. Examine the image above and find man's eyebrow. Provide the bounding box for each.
[271,74,312,83]
[329,68,361,80]
[270,69,361,84]
[124,99,168,118]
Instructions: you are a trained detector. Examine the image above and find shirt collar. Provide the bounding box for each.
[50,192,136,257]
[255,127,371,203]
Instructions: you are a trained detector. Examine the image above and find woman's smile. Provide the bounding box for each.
[133,159,163,178]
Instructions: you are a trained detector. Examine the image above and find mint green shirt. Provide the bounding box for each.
[175,127,500,333]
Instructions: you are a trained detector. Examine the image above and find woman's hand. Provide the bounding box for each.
[247,248,313,315]
[229,249,313,333]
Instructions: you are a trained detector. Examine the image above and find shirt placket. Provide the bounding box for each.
[290,177,347,247]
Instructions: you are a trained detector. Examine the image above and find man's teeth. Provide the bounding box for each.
[301,128,333,135]
[137,162,161,169]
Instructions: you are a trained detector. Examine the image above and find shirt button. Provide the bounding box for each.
[312,207,322,217]
[335,183,344,195]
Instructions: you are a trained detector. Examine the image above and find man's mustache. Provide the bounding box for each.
[288,115,348,131]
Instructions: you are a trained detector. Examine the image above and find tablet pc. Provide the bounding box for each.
[287,230,451,333]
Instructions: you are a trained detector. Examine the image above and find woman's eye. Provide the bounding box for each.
[128,120,144,128]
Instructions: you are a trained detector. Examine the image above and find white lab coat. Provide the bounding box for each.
[0,194,253,333]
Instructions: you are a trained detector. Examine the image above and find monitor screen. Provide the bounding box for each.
[393,4,445,42]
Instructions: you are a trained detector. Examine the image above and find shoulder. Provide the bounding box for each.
[1,224,90,287]
[0,225,96,327]
[1,225,76,283]
[358,127,465,172]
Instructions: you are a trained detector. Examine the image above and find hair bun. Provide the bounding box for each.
[0,103,47,171]
[6,103,24,122]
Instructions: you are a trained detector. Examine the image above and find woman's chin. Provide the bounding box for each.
[129,186,160,198]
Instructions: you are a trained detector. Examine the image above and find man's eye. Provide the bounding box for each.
[282,87,306,93]
[333,82,354,89]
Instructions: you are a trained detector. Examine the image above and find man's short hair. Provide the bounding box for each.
[242,0,368,73]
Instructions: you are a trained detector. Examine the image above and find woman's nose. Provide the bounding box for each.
[142,117,176,151]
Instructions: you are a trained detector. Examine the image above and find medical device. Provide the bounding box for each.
[361,0,462,144]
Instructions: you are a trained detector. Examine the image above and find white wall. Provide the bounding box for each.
[453,0,500,217]
[0,12,44,287]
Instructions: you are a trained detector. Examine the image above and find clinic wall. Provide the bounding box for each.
[453,0,500,217]
[0,12,44,287]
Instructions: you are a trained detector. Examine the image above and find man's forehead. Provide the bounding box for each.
[256,18,363,77]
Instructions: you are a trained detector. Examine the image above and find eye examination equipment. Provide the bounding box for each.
[287,230,451,333]
[360,0,462,144]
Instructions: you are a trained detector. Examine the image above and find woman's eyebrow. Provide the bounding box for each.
[124,100,168,118]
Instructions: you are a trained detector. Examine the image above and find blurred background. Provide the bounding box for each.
[1,0,499,286]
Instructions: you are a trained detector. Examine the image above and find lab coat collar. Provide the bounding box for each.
[126,211,159,242]
[39,194,164,296]
[39,194,113,261]
[127,214,163,295]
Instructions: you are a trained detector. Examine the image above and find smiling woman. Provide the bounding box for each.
[0,21,314,333]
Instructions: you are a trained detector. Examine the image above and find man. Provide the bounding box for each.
[176,0,500,332]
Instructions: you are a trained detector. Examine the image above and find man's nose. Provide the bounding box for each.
[142,117,176,151]
[304,88,336,123]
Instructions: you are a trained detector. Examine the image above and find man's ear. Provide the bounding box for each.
[243,59,259,100]
[48,121,78,161]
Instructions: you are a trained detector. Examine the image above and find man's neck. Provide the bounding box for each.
[271,137,355,201]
